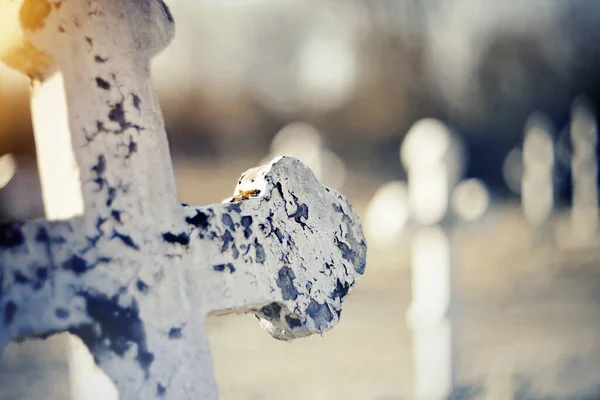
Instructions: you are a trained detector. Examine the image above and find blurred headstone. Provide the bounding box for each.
[569,98,598,242]
[400,118,466,226]
[262,121,346,189]
[364,180,410,249]
[406,226,454,400]
[521,113,556,249]
[401,118,463,400]
[451,178,490,222]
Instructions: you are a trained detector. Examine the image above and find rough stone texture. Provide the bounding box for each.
[0,1,366,399]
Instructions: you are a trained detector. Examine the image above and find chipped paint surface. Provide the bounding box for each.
[0,1,367,400]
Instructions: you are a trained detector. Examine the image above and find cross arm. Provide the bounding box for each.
[167,156,367,340]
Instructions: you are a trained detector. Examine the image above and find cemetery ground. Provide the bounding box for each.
[181,158,600,400]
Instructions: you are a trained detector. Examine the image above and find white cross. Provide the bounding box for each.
[521,113,556,249]
[0,1,366,399]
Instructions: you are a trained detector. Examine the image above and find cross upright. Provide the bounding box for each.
[0,1,367,399]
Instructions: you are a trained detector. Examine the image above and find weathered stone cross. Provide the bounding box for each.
[0,1,366,399]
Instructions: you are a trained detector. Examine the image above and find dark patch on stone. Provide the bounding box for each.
[58,25,65,32]
[85,37,93,46]
[168,327,182,339]
[63,255,88,275]
[55,308,70,319]
[34,226,49,243]
[285,315,303,329]
[127,140,137,157]
[92,154,106,176]
[94,55,107,63]
[333,237,366,274]
[231,244,239,260]
[186,210,210,229]
[213,263,236,273]
[259,303,281,320]
[106,187,116,206]
[290,203,309,228]
[0,223,24,248]
[137,351,155,373]
[275,182,286,203]
[157,383,167,397]
[241,215,253,238]
[240,243,251,257]
[332,203,344,213]
[275,181,310,229]
[258,223,267,234]
[4,301,16,325]
[254,239,266,264]
[34,267,48,290]
[83,217,106,251]
[221,213,235,231]
[157,0,174,23]
[96,257,112,265]
[136,279,149,294]
[331,279,350,300]
[334,238,358,270]
[220,230,234,253]
[162,232,189,246]
[307,300,334,331]
[13,271,28,284]
[132,93,141,110]
[227,203,242,213]
[70,293,154,376]
[108,102,125,125]
[95,77,111,90]
[334,215,367,274]
[274,228,284,244]
[276,266,298,300]
[112,231,139,250]
[19,0,52,31]
[107,101,141,134]
[111,209,122,223]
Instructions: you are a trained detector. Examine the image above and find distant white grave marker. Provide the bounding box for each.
[570,98,599,241]
[406,226,455,400]
[401,118,462,400]
[264,121,346,189]
[451,178,490,222]
[521,113,556,247]
[401,118,465,225]
[364,181,410,249]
